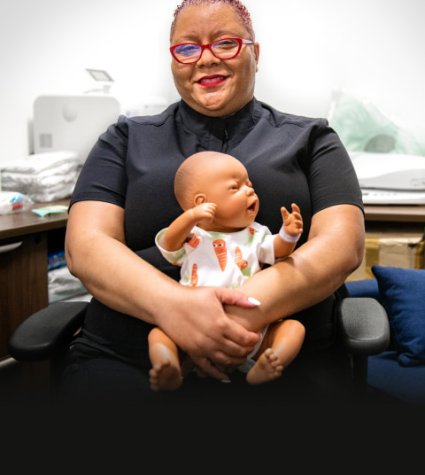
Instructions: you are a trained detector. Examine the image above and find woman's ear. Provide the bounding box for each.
[254,42,260,66]
[194,193,206,206]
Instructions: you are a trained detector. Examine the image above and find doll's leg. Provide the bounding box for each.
[148,327,183,391]
[246,319,305,385]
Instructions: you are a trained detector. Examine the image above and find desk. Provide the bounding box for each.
[365,205,425,224]
[0,199,69,357]
[364,205,425,237]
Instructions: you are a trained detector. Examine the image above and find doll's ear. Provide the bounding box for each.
[194,193,206,206]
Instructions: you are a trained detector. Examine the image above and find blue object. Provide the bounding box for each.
[368,351,425,404]
[345,271,425,405]
[48,250,66,271]
[372,265,425,367]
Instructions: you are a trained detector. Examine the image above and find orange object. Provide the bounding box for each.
[190,263,198,287]
[187,234,201,248]
[213,239,227,271]
[247,226,255,245]
[234,246,248,270]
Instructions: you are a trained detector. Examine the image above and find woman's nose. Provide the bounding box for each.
[197,46,220,65]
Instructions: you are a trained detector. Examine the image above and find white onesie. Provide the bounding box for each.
[155,222,276,372]
[155,222,275,288]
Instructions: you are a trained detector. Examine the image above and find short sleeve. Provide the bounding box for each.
[307,120,364,215]
[69,115,129,209]
[253,223,275,265]
[155,228,185,266]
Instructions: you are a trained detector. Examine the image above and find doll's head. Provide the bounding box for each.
[174,151,259,231]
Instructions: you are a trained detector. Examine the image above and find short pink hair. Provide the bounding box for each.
[170,0,255,42]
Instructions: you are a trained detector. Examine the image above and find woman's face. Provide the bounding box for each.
[170,3,259,117]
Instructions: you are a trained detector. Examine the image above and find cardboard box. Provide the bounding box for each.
[347,231,425,281]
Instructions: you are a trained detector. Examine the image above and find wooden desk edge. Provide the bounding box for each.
[364,205,425,223]
[0,199,69,240]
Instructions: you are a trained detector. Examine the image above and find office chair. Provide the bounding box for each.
[7,292,390,401]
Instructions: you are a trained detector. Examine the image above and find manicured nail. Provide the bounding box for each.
[248,297,261,306]
[221,379,231,384]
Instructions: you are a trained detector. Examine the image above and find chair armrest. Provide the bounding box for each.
[338,297,390,356]
[8,301,88,361]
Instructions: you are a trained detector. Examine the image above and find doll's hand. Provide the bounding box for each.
[192,202,217,225]
[281,203,303,237]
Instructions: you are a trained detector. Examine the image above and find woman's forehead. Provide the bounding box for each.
[171,3,246,40]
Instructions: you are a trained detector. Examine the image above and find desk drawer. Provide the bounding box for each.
[0,233,48,357]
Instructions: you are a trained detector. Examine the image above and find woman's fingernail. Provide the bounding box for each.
[248,297,261,306]
[221,379,231,383]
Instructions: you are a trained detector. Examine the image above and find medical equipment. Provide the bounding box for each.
[350,152,425,204]
[33,94,121,165]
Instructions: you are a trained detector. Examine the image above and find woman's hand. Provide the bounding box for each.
[154,286,261,380]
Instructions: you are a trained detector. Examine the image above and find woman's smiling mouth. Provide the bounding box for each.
[197,75,227,87]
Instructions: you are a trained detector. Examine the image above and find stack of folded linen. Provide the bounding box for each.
[48,265,91,303]
[0,150,80,202]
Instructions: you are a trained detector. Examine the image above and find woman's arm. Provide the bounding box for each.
[65,200,260,378]
[226,204,365,332]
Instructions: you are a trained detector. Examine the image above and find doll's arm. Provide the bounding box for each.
[273,203,303,259]
[161,203,217,251]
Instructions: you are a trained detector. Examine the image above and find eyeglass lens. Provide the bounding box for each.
[173,38,241,63]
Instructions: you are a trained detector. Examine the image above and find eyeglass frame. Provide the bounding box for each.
[170,37,254,64]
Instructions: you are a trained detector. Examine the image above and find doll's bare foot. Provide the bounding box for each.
[149,344,182,391]
[246,348,284,385]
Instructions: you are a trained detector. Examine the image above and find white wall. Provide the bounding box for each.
[1,0,424,163]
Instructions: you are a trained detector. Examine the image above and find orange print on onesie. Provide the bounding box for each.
[213,239,227,271]
[190,263,198,287]
[187,234,200,248]
[234,246,248,270]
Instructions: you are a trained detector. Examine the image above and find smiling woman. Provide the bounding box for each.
[170,1,259,116]
[60,0,365,405]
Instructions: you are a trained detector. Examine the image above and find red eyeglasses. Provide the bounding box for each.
[170,37,254,64]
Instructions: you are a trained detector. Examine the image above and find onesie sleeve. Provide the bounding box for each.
[155,228,186,266]
[255,224,276,266]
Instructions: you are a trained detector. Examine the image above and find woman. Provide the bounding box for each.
[64,0,364,404]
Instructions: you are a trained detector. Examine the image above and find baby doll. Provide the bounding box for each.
[150,151,305,390]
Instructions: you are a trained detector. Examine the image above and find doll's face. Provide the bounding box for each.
[194,155,259,232]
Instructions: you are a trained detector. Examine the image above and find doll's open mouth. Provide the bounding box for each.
[247,200,258,212]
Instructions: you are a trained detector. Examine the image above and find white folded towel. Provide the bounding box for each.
[1,150,79,174]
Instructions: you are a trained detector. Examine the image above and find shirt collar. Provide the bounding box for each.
[177,98,261,150]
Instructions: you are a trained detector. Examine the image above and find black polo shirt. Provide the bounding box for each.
[70,98,363,362]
